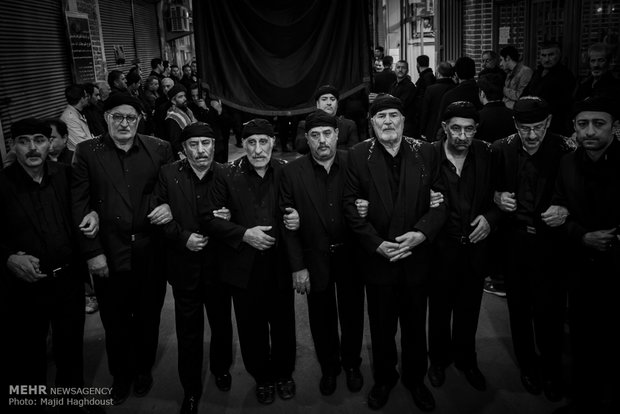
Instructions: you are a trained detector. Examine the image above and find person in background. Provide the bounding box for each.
[479,50,506,82]
[574,42,620,101]
[389,60,417,137]
[420,62,455,141]
[476,73,516,143]
[60,84,94,151]
[500,46,533,109]
[296,85,358,153]
[373,55,397,93]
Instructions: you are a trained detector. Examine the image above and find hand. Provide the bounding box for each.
[355,199,369,218]
[79,210,99,238]
[7,252,46,282]
[376,241,401,260]
[210,99,223,115]
[469,215,491,243]
[148,203,172,225]
[283,207,300,231]
[494,191,517,212]
[186,233,209,252]
[541,205,569,227]
[582,228,617,252]
[243,226,276,250]
[391,231,426,262]
[213,207,231,221]
[430,190,444,209]
[292,268,311,294]
[196,99,208,110]
[87,254,109,278]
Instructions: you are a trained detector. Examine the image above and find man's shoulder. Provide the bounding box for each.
[337,116,356,129]
[75,135,106,154]
[139,134,171,151]
[548,133,577,152]
[492,133,519,150]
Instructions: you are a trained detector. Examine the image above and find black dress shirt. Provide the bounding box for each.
[515,146,541,226]
[309,155,345,243]
[13,163,74,270]
[377,140,403,203]
[240,158,277,237]
[439,146,476,238]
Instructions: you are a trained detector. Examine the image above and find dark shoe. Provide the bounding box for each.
[427,364,445,388]
[319,374,337,396]
[276,377,296,400]
[520,372,542,395]
[344,367,364,392]
[134,373,153,397]
[409,383,436,412]
[111,379,131,405]
[180,394,199,414]
[460,366,486,391]
[255,382,275,405]
[215,372,232,392]
[543,378,564,402]
[367,383,393,410]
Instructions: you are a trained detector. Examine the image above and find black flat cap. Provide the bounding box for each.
[369,94,404,117]
[305,110,338,132]
[572,96,618,120]
[179,122,215,142]
[314,85,339,102]
[11,117,51,138]
[242,118,274,138]
[103,93,144,114]
[442,101,479,122]
[513,96,550,124]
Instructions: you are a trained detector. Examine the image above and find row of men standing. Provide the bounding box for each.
[2,84,618,414]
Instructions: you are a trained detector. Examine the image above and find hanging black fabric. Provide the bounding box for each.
[193,0,371,116]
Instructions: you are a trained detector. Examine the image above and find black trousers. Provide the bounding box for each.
[428,239,485,369]
[6,266,85,389]
[504,227,566,379]
[366,280,428,387]
[306,268,365,376]
[569,250,619,412]
[229,257,296,384]
[172,279,233,396]
[93,244,167,383]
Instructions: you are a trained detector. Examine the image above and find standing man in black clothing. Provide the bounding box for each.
[153,123,234,414]
[476,73,516,143]
[280,111,365,396]
[574,42,620,101]
[523,41,576,136]
[492,96,575,402]
[2,118,98,412]
[552,97,620,414]
[389,60,417,137]
[46,118,74,164]
[343,95,446,411]
[72,94,175,405]
[412,55,436,138]
[149,58,165,82]
[426,102,501,392]
[373,55,397,93]
[420,62,455,141]
[479,50,506,82]
[203,119,296,405]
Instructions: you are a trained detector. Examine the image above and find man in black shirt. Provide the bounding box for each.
[427,102,500,392]
[280,111,365,396]
[72,94,174,405]
[153,123,233,414]
[492,96,575,402]
[203,119,296,405]
[552,97,620,414]
[343,95,447,411]
[389,60,417,137]
[1,118,98,409]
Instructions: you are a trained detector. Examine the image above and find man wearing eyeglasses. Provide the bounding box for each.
[492,96,575,402]
[426,102,501,393]
[72,93,175,405]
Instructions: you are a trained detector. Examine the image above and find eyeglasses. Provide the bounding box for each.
[448,125,476,137]
[516,123,546,135]
[108,113,139,125]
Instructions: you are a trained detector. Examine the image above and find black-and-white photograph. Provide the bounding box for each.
[1,1,619,414]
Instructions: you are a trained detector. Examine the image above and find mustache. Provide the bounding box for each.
[26,150,41,158]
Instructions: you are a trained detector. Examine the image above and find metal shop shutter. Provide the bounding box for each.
[99,0,136,74]
[0,0,72,141]
[134,0,161,76]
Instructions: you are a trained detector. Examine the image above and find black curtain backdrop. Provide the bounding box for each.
[193,0,372,116]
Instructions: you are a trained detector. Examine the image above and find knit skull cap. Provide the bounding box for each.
[572,95,619,120]
[442,101,479,122]
[11,117,51,139]
[103,93,144,114]
[167,82,187,99]
[513,96,550,124]
[369,94,404,117]
[314,84,339,102]
[179,122,215,142]
[305,110,338,132]
[242,118,274,138]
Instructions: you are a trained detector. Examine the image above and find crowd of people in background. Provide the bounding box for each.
[2,40,619,414]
